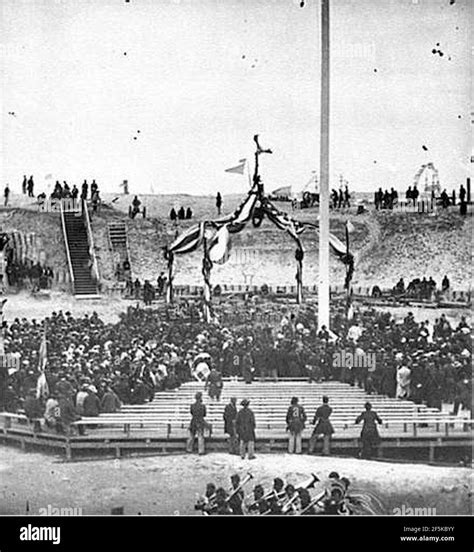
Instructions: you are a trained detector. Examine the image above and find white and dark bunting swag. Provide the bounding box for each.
[163,136,354,318]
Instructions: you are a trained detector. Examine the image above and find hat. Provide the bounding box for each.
[241,399,250,406]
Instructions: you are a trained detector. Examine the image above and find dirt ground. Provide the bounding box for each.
[0,448,471,516]
[2,290,470,328]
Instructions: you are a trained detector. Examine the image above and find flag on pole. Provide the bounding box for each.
[38,329,47,372]
[345,220,355,254]
[225,159,247,175]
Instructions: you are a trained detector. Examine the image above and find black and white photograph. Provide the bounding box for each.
[0,0,472,543]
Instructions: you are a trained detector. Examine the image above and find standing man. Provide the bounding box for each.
[355,402,383,459]
[81,180,88,201]
[205,367,223,401]
[223,396,238,454]
[4,184,10,207]
[236,399,256,460]
[216,192,222,215]
[186,391,207,455]
[241,346,254,384]
[309,395,334,455]
[286,396,306,454]
[27,175,34,197]
[22,175,27,195]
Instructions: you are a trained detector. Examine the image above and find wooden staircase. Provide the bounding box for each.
[108,221,131,278]
[108,222,128,252]
[63,211,98,297]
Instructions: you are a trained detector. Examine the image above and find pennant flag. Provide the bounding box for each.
[225,159,247,175]
[38,330,47,372]
[208,225,231,264]
[346,220,355,234]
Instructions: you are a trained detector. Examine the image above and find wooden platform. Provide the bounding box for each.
[1,381,472,461]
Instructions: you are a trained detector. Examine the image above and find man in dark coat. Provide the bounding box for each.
[83,387,100,417]
[355,402,383,459]
[205,367,223,401]
[236,399,256,459]
[100,385,122,413]
[81,180,88,201]
[24,389,44,432]
[186,391,207,455]
[241,349,254,384]
[216,192,222,215]
[309,395,334,455]
[286,396,306,454]
[57,394,80,435]
[223,397,238,454]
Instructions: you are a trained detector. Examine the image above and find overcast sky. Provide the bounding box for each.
[1,0,471,196]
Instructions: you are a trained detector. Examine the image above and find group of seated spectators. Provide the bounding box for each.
[170,207,193,221]
[391,275,450,301]
[0,296,471,435]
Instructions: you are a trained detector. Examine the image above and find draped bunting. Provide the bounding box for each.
[208,225,231,264]
[164,176,355,307]
[167,222,205,255]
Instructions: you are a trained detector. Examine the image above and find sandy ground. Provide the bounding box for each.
[1,291,133,324]
[2,290,470,327]
[0,448,471,516]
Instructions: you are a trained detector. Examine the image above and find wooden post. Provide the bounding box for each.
[202,234,212,324]
[166,251,174,304]
[318,0,330,330]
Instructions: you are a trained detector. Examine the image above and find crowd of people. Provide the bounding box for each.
[2,176,102,213]
[390,275,451,301]
[169,206,193,221]
[5,258,54,292]
[122,272,169,303]
[194,470,382,515]
[0,297,470,440]
[331,186,351,209]
[374,187,399,210]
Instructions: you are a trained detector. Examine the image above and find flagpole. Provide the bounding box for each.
[318,0,330,330]
[345,221,351,319]
[246,160,252,189]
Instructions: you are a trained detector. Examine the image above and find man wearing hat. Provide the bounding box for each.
[223,396,238,454]
[355,402,383,459]
[186,391,207,455]
[309,395,334,455]
[235,399,256,459]
[286,396,306,454]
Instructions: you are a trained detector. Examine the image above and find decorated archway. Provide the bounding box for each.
[413,162,440,195]
[163,136,354,321]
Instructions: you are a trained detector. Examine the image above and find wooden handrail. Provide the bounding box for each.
[60,200,75,290]
[82,199,100,287]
